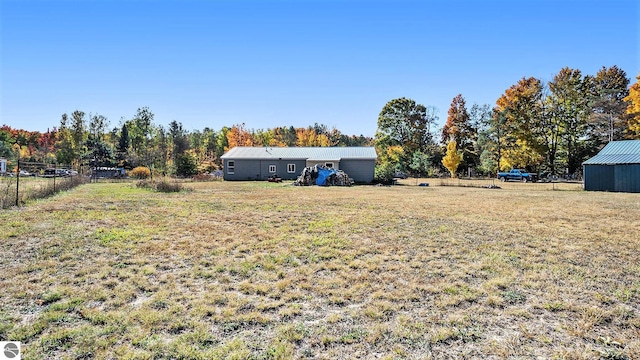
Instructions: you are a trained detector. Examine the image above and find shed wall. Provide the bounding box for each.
[584,164,640,193]
[584,165,614,191]
[340,159,375,183]
[614,164,640,193]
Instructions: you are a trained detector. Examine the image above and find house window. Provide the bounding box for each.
[269,165,276,173]
[287,164,296,173]
[325,162,334,168]
[227,160,235,175]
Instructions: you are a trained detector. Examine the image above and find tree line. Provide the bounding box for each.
[375,66,640,181]
[0,109,372,177]
[3,65,639,180]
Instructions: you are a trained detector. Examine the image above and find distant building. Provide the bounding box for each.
[220,147,377,183]
[583,140,640,193]
[92,167,126,178]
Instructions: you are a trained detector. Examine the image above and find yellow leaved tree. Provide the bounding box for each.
[442,141,463,178]
[624,73,640,138]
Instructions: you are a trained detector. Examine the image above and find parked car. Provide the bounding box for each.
[43,168,70,178]
[18,170,33,177]
[497,169,537,182]
[393,172,408,179]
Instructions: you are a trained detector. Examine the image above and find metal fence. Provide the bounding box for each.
[398,177,584,191]
[0,161,88,209]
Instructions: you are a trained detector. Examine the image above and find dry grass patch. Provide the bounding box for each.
[1,181,638,358]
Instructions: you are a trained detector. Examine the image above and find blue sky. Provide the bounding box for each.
[1,0,638,137]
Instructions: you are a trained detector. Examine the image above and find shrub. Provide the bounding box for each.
[155,180,183,193]
[135,179,154,189]
[129,166,151,179]
[374,162,395,184]
[136,179,183,193]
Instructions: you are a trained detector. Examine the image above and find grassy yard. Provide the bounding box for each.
[1,181,639,359]
[0,176,87,208]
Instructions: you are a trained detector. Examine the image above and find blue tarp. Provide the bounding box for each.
[316,168,337,186]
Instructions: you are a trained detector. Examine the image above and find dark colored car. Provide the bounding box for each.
[393,172,408,179]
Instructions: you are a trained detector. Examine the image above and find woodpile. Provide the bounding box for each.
[293,165,354,186]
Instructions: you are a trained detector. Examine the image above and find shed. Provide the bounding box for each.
[582,140,640,193]
[0,158,6,174]
[220,147,377,183]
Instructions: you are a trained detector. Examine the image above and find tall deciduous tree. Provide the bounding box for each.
[589,65,630,142]
[442,141,462,178]
[295,127,331,147]
[129,107,154,166]
[85,113,114,167]
[56,113,75,165]
[376,97,437,175]
[548,67,592,174]
[376,97,436,154]
[225,123,258,151]
[474,105,501,175]
[442,94,478,170]
[496,77,546,171]
[624,73,640,138]
[151,125,169,175]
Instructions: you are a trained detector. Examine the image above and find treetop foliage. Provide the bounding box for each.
[1,112,372,177]
[3,66,637,180]
[374,66,637,179]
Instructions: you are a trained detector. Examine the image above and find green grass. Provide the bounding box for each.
[1,181,639,358]
[0,175,88,208]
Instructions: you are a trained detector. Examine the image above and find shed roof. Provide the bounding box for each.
[583,140,640,165]
[221,147,377,160]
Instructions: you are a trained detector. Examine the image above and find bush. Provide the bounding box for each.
[136,179,183,193]
[155,180,183,193]
[129,166,151,179]
[374,162,395,184]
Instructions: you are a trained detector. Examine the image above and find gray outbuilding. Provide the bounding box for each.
[582,140,640,193]
[220,147,377,183]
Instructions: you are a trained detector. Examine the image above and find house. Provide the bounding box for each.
[220,147,377,183]
[582,140,640,193]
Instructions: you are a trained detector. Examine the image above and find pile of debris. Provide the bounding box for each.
[294,165,354,186]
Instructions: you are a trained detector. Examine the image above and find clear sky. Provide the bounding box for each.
[1,0,638,137]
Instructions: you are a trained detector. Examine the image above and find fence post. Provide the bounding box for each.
[53,162,56,192]
[16,158,20,207]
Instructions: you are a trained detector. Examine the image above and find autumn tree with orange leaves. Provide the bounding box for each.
[295,127,331,147]
[225,123,259,151]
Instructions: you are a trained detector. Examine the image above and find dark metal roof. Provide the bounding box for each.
[220,147,377,160]
[583,140,640,165]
